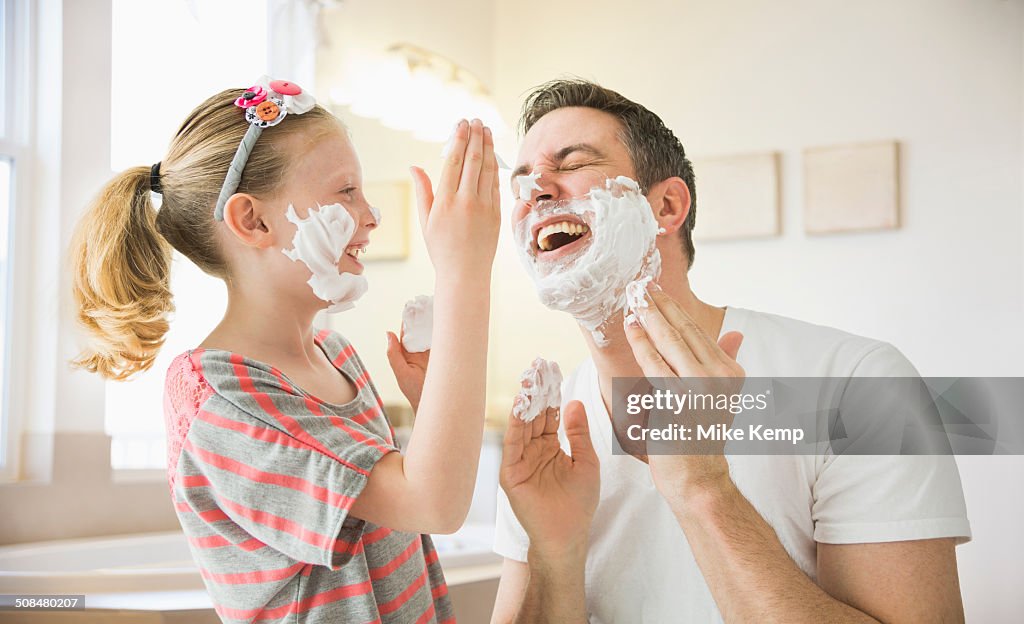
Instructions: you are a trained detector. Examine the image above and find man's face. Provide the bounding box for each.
[510,106,663,347]
[511,106,638,226]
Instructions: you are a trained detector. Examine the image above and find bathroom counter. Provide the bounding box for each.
[79,561,502,611]
[0,526,503,623]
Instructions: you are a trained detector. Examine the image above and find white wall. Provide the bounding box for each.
[488,0,1024,619]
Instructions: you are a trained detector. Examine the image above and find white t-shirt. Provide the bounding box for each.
[494,306,971,623]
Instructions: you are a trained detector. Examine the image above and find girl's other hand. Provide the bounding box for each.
[408,119,501,281]
[385,331,429,412]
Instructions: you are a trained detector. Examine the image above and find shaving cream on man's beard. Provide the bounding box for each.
[515,176,662,346]
[282,203,368,313]
[624,274,655,328]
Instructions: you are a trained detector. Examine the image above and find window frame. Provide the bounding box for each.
[0,0,35,482]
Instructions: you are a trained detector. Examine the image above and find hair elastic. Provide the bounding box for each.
[149,162,163,195]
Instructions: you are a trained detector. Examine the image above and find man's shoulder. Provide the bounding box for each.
[727,307,917,377]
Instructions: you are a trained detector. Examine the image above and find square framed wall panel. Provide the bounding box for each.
[803,140,900,235]
[692,152,781,241]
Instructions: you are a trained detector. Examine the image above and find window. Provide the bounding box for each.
[0,158,10,471]
[0,0,28,478]
[107,0,267,469]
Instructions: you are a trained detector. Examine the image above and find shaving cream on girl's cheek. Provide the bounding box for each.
[514,176,662,346]
[513,357,563,422]
[282,203,368,313]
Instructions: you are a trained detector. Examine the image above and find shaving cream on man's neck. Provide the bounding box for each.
[282,203,368,313]
[515,176,662,346]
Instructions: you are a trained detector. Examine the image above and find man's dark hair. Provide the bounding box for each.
[520,79,697,268]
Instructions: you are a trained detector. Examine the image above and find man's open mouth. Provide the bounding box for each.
[532,215,592,258]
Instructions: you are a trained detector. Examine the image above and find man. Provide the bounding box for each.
[491,79,970,623]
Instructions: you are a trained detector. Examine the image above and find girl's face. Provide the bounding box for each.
[260,126,378,313]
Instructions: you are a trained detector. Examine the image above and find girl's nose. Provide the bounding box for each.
[366,205,381,229]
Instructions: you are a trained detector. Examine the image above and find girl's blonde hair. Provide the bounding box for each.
[70,88,338,381]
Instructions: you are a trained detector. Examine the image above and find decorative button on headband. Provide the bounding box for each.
[213,76,317,221]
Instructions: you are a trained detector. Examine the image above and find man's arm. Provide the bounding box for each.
[818,539,964,623]
[491,549,589,624]
[664,475,963,623]
[623,289,965,623]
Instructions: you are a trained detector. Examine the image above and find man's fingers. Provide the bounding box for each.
[718,331,744,362]
[408,166,433,234]
[515,394,533,451]
[502,403,527,467]
[530,402,547,439]
[636,295,701,375]
[623,318,677,377]
[646,290,720,367]
[543,406,560,435]
[563,401,598,467]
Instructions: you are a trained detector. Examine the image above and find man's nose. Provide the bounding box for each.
[525,171,558,204]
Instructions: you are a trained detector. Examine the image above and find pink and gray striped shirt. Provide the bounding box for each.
[163,328,454,623]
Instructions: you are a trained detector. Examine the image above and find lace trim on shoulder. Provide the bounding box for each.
[163,352,213,489]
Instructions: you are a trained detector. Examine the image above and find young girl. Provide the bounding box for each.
[69,78,500,623]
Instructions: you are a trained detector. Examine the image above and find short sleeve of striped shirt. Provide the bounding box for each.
[172,335,398,569]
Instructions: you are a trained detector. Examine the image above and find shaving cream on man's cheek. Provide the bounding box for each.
[282,203,368,313]
[514,176,662,346]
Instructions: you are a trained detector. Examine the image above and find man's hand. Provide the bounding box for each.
[622,288,745,505]
[385,331,429,412]
[499,400,600,556]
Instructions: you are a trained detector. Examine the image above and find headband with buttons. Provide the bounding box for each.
[213,76,317,221]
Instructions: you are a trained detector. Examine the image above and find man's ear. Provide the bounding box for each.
[221,193,275,248]
[647,177,691,235]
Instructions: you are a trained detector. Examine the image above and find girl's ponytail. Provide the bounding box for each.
[70,166,174,381]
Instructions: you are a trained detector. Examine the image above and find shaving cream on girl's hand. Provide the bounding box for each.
[512,357,563,422]
[401,295,434,352]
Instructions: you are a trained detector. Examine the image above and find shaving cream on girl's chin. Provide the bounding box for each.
[282,203,368,313]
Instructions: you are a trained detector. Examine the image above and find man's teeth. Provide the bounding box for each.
[537,221,590,252]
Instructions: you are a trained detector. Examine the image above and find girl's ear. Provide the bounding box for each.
[221,193,274,248]
[647,176,691,235]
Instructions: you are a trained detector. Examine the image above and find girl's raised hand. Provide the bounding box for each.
[408,119,501,281]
